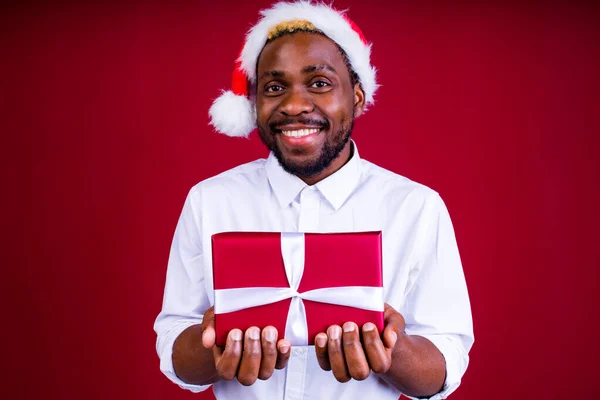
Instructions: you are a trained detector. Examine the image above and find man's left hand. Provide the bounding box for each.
[314,303,406,382]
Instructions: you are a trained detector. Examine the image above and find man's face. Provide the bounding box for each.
[256,32,365,180]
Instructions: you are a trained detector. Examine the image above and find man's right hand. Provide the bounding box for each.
[200,307,292,386]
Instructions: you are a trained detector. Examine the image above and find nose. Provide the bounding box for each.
[279,87,314,116]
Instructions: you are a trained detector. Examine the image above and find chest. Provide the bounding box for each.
[199,187,416,305]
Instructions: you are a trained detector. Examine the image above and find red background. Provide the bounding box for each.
[2,0,599,399]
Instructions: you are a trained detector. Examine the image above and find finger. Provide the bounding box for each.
[362,322,391,374]
[382,325,399,351]
[342,322,370,381]
[258,326,278,380]
[383,303,395,320]
[212,344,223,363]
[215,329,243,380]
[201,307,216,349]
[384,303,406,334]
[327,325,350,383]
[237,327,262,386]
[275,339,291,369]
[382,303,405,351]
[314,333,331,371]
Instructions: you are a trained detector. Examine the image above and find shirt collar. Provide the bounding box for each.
[266,140,362,211]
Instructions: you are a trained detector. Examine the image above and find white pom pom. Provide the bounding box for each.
[208,91,256,138]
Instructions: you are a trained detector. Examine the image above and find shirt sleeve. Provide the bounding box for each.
[400,193,474,400]
[153,186,213,393]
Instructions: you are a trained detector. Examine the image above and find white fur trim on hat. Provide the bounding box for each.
[208,91,256,138]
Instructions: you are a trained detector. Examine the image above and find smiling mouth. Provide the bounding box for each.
[280,128,321,138]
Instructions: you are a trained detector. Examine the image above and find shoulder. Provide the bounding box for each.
[359,158,441,205]
[358,158,451,232]
[188,158,269,200]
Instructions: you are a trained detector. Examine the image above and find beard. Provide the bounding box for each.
[258,118,354,178]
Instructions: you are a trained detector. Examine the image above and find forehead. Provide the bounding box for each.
[257,32,346,76]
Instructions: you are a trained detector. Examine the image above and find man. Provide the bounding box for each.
[154,2,474,399]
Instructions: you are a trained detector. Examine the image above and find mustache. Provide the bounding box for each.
[269,117,329,132]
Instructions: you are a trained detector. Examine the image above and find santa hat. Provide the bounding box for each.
[209,0,378,138]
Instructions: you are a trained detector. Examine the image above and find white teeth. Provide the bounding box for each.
[281,128,320,138]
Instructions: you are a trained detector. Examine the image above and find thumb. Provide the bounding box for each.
[384,303,406,331]
[201,307,216,349]
[382,326,398,350]
[382,303,405,350]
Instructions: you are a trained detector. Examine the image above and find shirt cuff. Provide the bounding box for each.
[157,321,212,393]
[403,334,469,400]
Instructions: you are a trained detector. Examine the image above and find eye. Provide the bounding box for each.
[310,80,330,89]
[265,84,284,92]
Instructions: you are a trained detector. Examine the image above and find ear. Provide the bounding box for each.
[353,82,366,118]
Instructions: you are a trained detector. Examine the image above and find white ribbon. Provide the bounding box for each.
[214,232,384,346]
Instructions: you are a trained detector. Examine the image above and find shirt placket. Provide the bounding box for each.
[284,186,320,400]
[297,186,320,233]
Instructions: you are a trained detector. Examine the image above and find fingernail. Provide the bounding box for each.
[343,322,355,333]
[316,335,326,347]
[248,327,260,340]
[328,325,341,339]
[280,344,290,354]
[363,322,375,332]
[231,330,242,341]
[265,328,276,342]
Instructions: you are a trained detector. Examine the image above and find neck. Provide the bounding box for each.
[297,141,353,186]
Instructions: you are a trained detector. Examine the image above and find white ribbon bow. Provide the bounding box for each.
[214,232,384,346]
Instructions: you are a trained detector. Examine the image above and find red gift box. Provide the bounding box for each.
[211,231,384,346]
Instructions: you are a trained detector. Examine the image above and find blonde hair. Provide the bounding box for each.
[267,19,321,41]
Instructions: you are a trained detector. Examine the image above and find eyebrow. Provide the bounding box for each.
[259,64,337,80]
[259,70,285,80]
[301,64,337,74]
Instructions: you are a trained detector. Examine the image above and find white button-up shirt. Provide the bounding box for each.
[154,142,474,400]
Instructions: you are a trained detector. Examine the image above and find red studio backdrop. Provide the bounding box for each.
[2,0,599,399]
